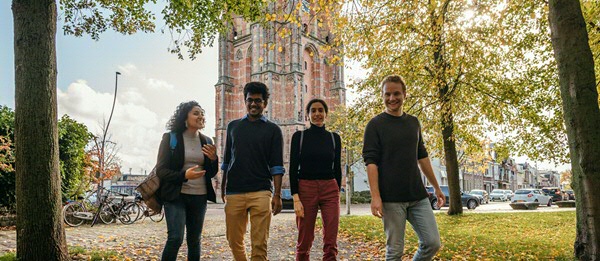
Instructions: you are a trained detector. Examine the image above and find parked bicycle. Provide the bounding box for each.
[134,195,164,222]
[91,188,141,226]
[63,186,141,227]
[63,187,107,227]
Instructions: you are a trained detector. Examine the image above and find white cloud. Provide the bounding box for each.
[57,64,216,174]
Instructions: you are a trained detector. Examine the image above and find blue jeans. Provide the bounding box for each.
[382,198,441,261]
[161,194,208,261]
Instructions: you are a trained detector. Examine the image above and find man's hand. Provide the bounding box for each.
[293,194,304,218]
[272,194,282,215]
[371,196,384,218]
[185,165,206,180]
[221,194,226,203]
[435,188,445,208]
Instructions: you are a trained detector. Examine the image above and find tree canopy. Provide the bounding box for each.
[60,0,269,59]
[333,0,568,166]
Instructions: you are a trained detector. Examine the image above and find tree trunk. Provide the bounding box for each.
[440,87,463,215]
[548,1,600,260]
[12,0,68,260]
[431,0,462,215]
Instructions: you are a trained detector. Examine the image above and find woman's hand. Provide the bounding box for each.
[185,165,206,180]
[293,194,304,218]
[202,144,217,161]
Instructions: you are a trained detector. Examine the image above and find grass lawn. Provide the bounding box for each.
[0,246,121,261]
[338,211,576,260]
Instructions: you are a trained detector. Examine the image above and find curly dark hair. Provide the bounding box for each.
[305,98,329,114]
[166,101,204,133]
[243,82,270,102]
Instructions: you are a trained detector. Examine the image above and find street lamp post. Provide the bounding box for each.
[98,71,121,197]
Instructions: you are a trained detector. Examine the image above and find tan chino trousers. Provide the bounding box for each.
[225,190,272,261]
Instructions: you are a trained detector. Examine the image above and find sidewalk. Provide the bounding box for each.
[1,204,380,260]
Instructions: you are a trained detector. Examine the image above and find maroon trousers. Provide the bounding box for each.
[296,179,340,261]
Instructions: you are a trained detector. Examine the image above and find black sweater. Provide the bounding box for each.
[362,112,429,202]
[289,124,342,195]
[222,117,284,193]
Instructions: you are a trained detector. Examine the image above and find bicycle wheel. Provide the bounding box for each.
[99,205,115,224]
[137,203,148,221]
[149,208,165,222]
[119,202,141,224]
[63,203,85,227]
[134,202,146,221]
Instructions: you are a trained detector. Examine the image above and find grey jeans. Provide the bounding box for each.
[382,198,441,261]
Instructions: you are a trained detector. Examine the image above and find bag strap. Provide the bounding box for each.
[299,131,304,156]
[330,132,335,170]
[330,132,335,150]
[299,130,336,170]
[171,131,212,150]
[169,132,177,151]
[300,131,335,154]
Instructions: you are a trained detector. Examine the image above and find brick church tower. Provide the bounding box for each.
[214,4,345,196]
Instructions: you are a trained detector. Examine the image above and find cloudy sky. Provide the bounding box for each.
[0,2,368,174]
[1,2,225,174]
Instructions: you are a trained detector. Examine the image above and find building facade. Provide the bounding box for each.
[214,6,346,196]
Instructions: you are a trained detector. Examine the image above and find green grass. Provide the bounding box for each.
[0,252,15,261]
[0,247,121,261]
[339,211,576,260]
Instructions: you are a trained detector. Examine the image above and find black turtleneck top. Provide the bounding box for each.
[289,124,342,195]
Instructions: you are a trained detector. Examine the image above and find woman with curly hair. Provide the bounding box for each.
[156,101,218,261]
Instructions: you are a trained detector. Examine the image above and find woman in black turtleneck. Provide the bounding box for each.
[289,98,342,261]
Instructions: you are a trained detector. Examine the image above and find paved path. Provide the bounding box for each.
[0,205,383,260]
[0,202,574,260]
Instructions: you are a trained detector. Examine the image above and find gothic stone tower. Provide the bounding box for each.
[214,3,345,195]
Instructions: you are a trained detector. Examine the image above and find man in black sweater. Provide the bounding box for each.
[221,82,284,261]
[362,75,445,261]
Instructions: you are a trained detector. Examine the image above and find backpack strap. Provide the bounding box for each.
[330,132,335,170]
[299,131,304,156]
[169,132,177,151]
[330,132,335,151]
[171,131,212,150]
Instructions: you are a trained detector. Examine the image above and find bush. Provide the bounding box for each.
[341,190,372,204]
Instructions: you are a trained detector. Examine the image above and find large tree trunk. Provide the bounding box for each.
[548,1,600,260]
[12,0,69,260]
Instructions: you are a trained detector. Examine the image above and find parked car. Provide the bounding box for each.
[564,189,575,200]
[503,190,514,200]
[281,189,294,210]
[542,187,564,202]
[469,189,490,204]
[426,186,479,210]
[490,189,508,201]
[512,189,553,206]
[467,191,484,205]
